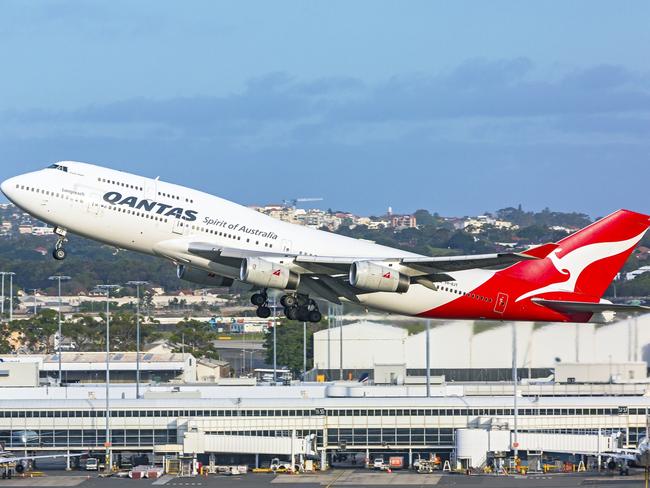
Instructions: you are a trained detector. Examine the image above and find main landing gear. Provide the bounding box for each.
[251,291,272,319]
[250,291,323,322]
[281,293,322,323]
[52,227,68,261]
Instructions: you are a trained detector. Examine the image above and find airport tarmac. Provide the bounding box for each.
[1,469,646,488]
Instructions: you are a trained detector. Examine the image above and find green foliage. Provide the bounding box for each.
[0,234,181,293]
[8,309,59,352]
[0,324,14,353]
[496,206,591,228]
[413,209,439,227]
[7,310,160,353]
[169,319,220,360]
[608,273,650,298]
[263,321,325,375]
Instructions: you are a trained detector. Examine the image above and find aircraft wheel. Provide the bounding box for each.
[283,295,297,307]
[308,310,322,323]
[256,306,271,319]
[251,293,266,306]
[296,307,310,322]
[53,247,67,260]
[285,306,299,320]
[15,463,24,474]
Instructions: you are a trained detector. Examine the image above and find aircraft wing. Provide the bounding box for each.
[296,252,539,276]
[0,453,84,464]
[170,240,543,304]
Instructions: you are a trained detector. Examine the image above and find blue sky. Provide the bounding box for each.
[1,1,648,217]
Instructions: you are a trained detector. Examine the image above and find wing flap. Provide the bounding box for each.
[401,252,538,274]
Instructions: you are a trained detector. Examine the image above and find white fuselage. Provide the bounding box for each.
[1,162,495,317]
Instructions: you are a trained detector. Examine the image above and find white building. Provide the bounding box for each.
[314,315,650,381]
[0,352,197,384]
[463,215,517,234]
[0,383,648,469]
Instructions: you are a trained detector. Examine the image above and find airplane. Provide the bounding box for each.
[0,441,84,478]
[1,161,649,324]
[601,433,650,475]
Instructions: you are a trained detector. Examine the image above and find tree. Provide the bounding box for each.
[263,321,324,375]
[0,323,13,353]
[169,319,220,360]
[413,209,437,227]
[60,312,160,352]
[8,309,59,353]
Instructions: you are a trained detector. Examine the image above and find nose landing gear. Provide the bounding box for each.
[52,227,68,261]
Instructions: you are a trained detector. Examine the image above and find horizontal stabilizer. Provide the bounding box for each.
[520,242,559,259]
[532,298,650,314]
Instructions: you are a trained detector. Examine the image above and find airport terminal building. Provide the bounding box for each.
[1,382,649,469]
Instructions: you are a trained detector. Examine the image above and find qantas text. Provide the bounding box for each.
[103,192,198,221]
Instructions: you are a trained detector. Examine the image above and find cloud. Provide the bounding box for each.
[6,59,649,144]
[2,58,650,218]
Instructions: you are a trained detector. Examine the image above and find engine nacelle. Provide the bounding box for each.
[349,261,410,293]
[240,257,300,290]
[177,265,234,287]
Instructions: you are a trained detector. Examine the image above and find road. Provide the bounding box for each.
[3,468,646,488]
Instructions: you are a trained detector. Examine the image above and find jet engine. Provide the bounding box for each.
[240,257,300,290]
[177,265,234,287]
[349,261,410,293]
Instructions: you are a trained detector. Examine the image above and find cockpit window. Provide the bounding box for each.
[47,164,68,172]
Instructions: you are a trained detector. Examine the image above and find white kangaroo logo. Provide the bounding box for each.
[516,230,646,302]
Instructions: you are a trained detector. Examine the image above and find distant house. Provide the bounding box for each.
[463,215,517,234]
[145,340,176,355]
[626,266,650,281]
[196,358,230,382]
[391,215,417,229]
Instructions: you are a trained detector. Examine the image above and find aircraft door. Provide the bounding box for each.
[143,179,157,201]
[172,219,190,235]
[281,239,293,254]
[494,292,508,314]
[87,192,102,215]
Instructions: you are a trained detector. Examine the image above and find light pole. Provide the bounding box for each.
[272,295,277,384]
[338,305,343,381]
[25,288,39,315]
[96,284,120,473]
[512,322,519,460]
[0,271,8,319]
[0,271,15,320]
[127,281,148,399]
[8,272,15,322]
[303,321,307,379]
[426,319,431,398]
[49,275,70,386]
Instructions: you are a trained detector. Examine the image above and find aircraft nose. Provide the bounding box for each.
[0,176,16,198]
[1,176,25,204]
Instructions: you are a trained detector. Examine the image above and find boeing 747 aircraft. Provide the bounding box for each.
[2,161,649,323]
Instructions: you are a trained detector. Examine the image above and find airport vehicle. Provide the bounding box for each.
[85,458,99,471]
[373,457,385,470]
[269,458,293,471]
[2,161,649,324]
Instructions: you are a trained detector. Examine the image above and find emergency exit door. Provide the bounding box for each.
[494,292,508,314]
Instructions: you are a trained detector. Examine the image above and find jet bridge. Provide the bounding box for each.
[183,431,315,457]
[455,428,616,468]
